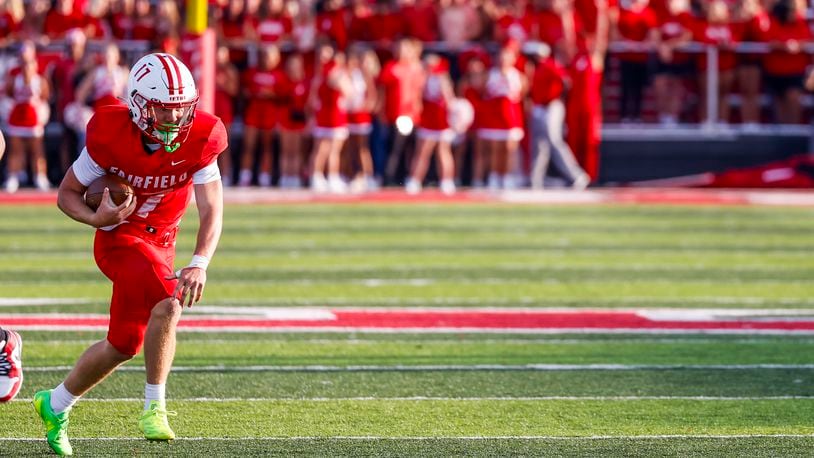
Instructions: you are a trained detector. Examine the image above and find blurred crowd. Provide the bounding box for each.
[0,0,812,194]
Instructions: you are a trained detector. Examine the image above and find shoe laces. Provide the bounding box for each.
[0,351,9,376]
[145,406,178,420]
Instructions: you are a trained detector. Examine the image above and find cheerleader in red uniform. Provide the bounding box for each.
[457,57,487,187]
[215,45,240,186]
[406,54,456,195]
[477,46,526,190]
[4,41,49,193]
[239,44,285,187]
[344,45,379,192]
[309,53,352,193]
[278,53,310,189]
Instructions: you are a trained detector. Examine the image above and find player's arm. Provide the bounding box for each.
[171,160,224,307]
[57,149,137,228]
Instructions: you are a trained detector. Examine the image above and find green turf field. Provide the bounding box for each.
[2,202,814,456]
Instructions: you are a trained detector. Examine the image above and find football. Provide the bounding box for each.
[85,174,134,211]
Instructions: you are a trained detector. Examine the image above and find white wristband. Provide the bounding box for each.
[188,255,210,270]
[175,255,209,278]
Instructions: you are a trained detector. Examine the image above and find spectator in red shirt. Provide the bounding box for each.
[278,53,310,189]
[439,0,481,50]
[216,0,253,69]
[493,0,534,45]
[249,0,292,45]
[401,0,439,42]
[527,45,589,189]
[43,0,85,40]
[652,0,693,125]
[50,28,90,173]
[613,0,659,122]
[733,0,770,126]
[82,0,111,40]
[366,0,405,55]
[347,0,374,42]
[0,0,23,46]
[694,0,738,123]
[457,57,488,187]
[108,0,134,40]
[131,0,157,43]
[763,0,812,124]
[291,0,317,52]
[376,39,425,183]
[316,0,348,50]
[214,45,240,186]
[62,41,127,167]
[239,44,285,187]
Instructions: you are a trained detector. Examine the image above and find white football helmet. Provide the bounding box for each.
[126,53,198,152]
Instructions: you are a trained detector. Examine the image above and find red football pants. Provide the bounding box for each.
[94,229,177,356]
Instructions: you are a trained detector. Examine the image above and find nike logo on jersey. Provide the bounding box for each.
[171,160,186,166]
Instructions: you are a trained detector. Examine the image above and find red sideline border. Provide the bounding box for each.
[5,309,814,334]
[1,188,813,207]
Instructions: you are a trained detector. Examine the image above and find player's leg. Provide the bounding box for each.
[310,137,330,191]
[406,137,436,193]
[257,128,274,187]
[139,297,182,441]
[435,139,455,195]
[4,135,25,192]
[238,125,259,186]
[30,136,50,190]
[0,326,23,403]
[327,136,348,193]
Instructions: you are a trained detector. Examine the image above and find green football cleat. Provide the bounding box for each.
[139,401,177,440]
[32,390,73,456]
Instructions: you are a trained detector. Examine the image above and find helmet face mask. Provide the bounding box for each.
[127,53,198,152]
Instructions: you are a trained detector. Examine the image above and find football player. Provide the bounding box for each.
[34,53,228,456]
[0,128,24,403]
[0,327,23,403]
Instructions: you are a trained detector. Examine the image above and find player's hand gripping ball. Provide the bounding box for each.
[84,174,135,211]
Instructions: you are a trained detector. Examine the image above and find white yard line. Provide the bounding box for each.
[24,363,814,373]
[11,396,814,403]
[2,434,813,441]
[0,298,89,307]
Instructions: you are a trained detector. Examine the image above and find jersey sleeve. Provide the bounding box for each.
[71,147,106,186]
[199,118,228,169]
[84,111,112,170]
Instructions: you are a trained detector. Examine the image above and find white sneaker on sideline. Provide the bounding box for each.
[311,173,328,193]
[238,169,253,187]
[405,178,421,195]
[35,174,50,191]
[440,179,456,195]
[4,176,19,193]
[327,174,348,194]
[572,173,590,190]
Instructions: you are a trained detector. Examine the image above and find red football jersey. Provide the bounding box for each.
[85,105,227,230]
[762,15,813,76]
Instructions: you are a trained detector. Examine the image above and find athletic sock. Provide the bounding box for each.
[50,383,80,414]
[144,383,166,410]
